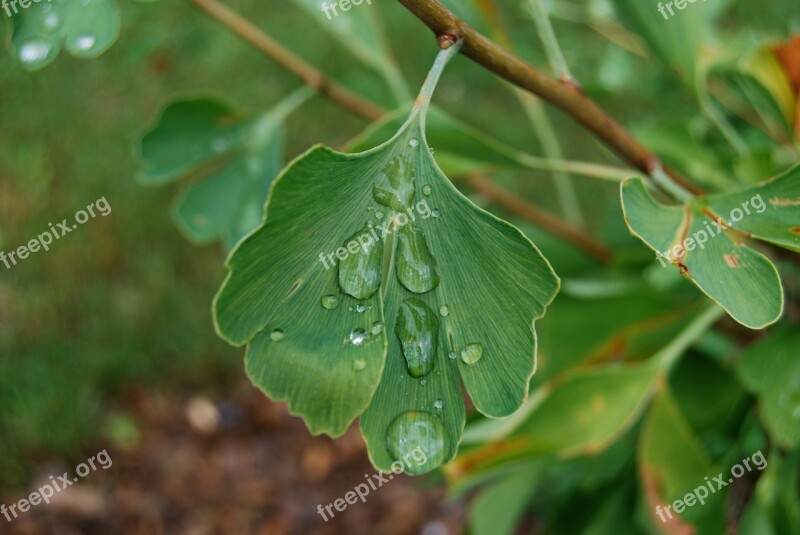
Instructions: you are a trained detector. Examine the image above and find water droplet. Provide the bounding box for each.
[371,322,383,335]
[433,399,443,409]
[428,147,435,155]
[44,13,61,30]
[396,224,439,294]
[349,328,368,346]
[409,138,419,147]
[356,303,366,313]
[270,329,285,342]
[338,224,383,300]
[422,185,432,196]
[353,359,366,371]
[73,35,96,52]
[431,209,440,218]
[420,379,427,386]
[386,411,448,475]
[395,298,438,378]
[439,305,449,317]
[448,351,457,360]
[321,295,339,310]
[372,156,416,211]
[460,344,483,365]
[18,40,52,66]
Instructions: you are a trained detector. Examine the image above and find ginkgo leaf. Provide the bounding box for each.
[136,88,313,248]
[10,0,121,72]
[213,44,559,474]
[620,177,784,329]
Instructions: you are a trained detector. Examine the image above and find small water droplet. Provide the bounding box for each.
[409,138,419,147]
[44,13,61,30]
[74,35,97,51]
[428,147,435,155]
[270,329,285,342]
[321,295,339,310]
[439,305,449,317]
[422,185,432,196]
[349,328,368,346]
[460,344,483,365]
[353,359,366,371]
[420,379,427,385]
[375,211,384,219]
[371,322,383,335]
[356,303,366,313]
[433,399,443,409]
[431,209,440,218]
[448,351,457,360]
[386,411,448,475]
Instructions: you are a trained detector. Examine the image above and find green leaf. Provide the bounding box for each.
[213,46,559,473]
[736,326,800,448]
[510,361,659,457]
[137,89,313,248]
[620,177,784,329]
[289,0,409,102]
[608,0,713,84]
[468,469,539,535]
[638,387,723,532]
[10,0,121,72]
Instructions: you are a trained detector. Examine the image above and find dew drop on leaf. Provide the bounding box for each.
[18,41,52,67]
[395,224,439,293]
[269,329,285,342]
[409,138,419,147]
[321,295,339,310]
[355,303,366,313]
[338,224,383,299]
[353,359,366,371]
[422,185,432,196]
[371,321,383,335]
[395,298,438,378]
[460,343,483,365]
[431,209,440,218]
[439,305,449,317]
[433,399,443,409]
[372,156,415,211]
[349,328,368,346]
[386,411,448,475]
[448,351,457,360]
[73,35,97,52]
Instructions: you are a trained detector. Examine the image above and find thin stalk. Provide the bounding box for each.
[697,84,748,156]
[527,0,575,84]
[395,0,704,196]
[656,304,725,373]
[190,0,385,121]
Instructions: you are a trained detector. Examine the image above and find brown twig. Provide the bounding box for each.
[190,0,385,121]
[465,174,612,263]
[396,0,703,195]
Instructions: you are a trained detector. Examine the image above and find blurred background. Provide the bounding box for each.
[1,0,799,533]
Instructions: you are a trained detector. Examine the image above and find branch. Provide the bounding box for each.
[465,174,612,263]
[395,0,703,196]
[190,0,386,121]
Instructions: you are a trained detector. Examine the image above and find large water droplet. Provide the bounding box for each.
[270,329,285,342]
[372,156,415,211]
[349,328,368,346]
[338,224,383,300]
[460,343,483,365]
[321,295,339,310]
[73,34,97,52]
[395,298,438,378]
[396,224,439,294]
[353,359,366,371]
[386,411,448,475]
